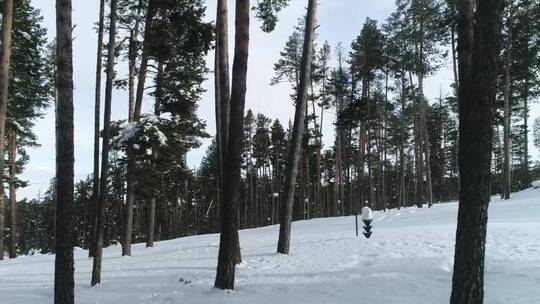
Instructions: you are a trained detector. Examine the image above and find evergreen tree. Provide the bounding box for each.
[92,0,118,285]
[0,0,15,261]
[214,0,250,290]
[277,0,317,255]
[534,116,540,150]
[89,0,105,259]
[507,0,540,188]
[54,0,75,301]
[5,0,50,258]
[451,0,503,302]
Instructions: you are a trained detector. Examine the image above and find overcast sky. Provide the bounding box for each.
[20,0,540,199]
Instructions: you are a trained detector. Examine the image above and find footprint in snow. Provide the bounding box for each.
[178,278,192,285]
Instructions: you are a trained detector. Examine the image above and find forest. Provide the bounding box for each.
[0,0,539,303]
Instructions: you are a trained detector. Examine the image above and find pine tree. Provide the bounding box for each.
[394,0,447,207]
[89,0,105,259]
[270,119,287,222]
[508,0,540,188]
[349,18,385,210]
[534,116,540,150]
[5,0,50,258]
[451,0,504,302]
[123,0,156,257]
[145,0,213,245]
[54,0,75,302]
[92,0,118,286]
[277,0,317,255]
[214,0,250,290]
[328,44,350,216]
[214,0,230,235]
[501,2,514,199]
[0,0,14,261]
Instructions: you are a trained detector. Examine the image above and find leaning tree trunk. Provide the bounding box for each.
[214,0,249,290]
[8,130,17,258]
[89,0,106,259]
[91,0,118,286]
[277,0,317,255]
[55,0,75,302]
[0,0,14,261]
[451,0,503,303]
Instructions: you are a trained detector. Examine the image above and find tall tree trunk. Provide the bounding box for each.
[128,0,143,122]
[8,130,16,258]
[55,0,75,301]
[214,0,249,290]
[415,22,433,208]
[522,83,530,186]
[399,72,407,208]
[147,61,163,248]
[0,0,14,261]
[89,0,106,259]
[277,0,317,255]
[314,106,322,218]
[335,128,343,215]
[502,13,512,200]
[91,0,118,286]
[214,0,230,234]
[450,24,461,198]
[451,0,503,303]
[304,105,310,219]
[124,0,156,257]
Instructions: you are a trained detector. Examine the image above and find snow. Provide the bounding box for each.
[1,187,540,303]
[10,119,25,132]
[361,206,373,220]
[19,31,32,40]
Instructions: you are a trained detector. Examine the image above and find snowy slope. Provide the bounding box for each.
[1,188,539,304]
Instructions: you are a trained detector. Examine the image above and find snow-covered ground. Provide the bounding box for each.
[1,188,539,304]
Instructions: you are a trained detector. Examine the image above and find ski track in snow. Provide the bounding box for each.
[1,188,539,303]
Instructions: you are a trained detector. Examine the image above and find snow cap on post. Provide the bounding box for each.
[361,206,373,221]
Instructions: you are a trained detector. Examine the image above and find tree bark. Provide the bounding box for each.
[0,0,14,261]
[89,0,106,259]
[399,72,407,208]
[55,0,75,302]
[502,13,512,200]
[214,0,249,290]
[147,61,163,248]
[451,0,503,303]
[277,0,317,255]
[127,0,143,122]
[91,0,118,286]
[522,82,530,186]
[417,41,434,208]
[214,0,230,234]
[8,130,17,258]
